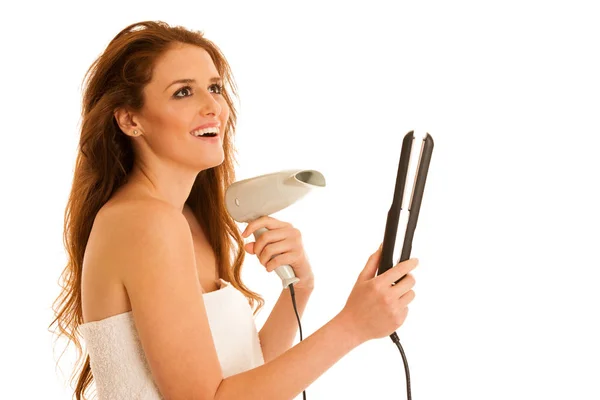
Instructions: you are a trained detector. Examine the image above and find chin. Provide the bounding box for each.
[194,155,225,173]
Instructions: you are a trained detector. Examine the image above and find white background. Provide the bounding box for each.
[1,0,599,399]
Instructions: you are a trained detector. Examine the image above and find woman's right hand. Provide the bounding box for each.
[338,244,418,344]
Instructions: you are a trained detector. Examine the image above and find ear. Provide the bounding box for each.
[114,107,145,137]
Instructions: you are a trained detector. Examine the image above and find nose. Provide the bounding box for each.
[198,89,222,116]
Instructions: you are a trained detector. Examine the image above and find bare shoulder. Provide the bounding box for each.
[98,198,195,284]
[91,197,200,303]
[85,198,193,291]
[87,198,223,398]
[94,197,190,247]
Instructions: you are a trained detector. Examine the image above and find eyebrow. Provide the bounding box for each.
[164,77,222,91]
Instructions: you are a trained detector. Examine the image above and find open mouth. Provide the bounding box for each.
[191,126,220,138]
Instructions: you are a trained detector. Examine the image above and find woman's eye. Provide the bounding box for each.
[209,83,224,94]
[174,86,193,98]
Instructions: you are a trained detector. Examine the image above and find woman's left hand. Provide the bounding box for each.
[242,216,314,291]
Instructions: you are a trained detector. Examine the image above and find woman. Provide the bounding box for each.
[49,20,418,400]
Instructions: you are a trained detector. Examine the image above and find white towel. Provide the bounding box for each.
[78,279,264,399]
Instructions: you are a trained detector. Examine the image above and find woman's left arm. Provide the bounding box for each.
[242,216,316,362]
[258,285,313,362]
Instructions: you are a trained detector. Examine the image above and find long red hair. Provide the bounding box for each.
[48,20,264,399]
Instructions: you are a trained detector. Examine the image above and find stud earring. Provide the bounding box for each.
[133,130,138,136]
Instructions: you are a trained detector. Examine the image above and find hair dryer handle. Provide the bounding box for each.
[253,227,300,289]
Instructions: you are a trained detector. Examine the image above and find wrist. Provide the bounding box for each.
[293,276,314,292]
[332,311,367,348]
[290,283,314,293]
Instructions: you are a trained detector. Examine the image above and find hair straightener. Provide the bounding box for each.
[377,130,435,400]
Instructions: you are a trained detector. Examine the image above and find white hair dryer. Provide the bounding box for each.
[225,169,326,288]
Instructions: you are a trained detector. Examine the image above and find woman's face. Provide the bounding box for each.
[131,43,230,172]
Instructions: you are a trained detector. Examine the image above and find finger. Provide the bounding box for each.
[243,216,291,238]
[253,227,296,258]
[357,243,384,282]
[396,289,416,308]
[258,239,293,267]
[376,258,418,286]
[244,241,254,254]
[390,273,416,298]
[265,252,299,272]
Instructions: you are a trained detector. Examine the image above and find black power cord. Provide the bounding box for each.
[289,284,411,400]
[288,284,306,400]
[390,332,411,399]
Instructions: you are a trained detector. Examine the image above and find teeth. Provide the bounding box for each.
[192,127,219,136]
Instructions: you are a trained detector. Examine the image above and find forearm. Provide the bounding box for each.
[214,312,362,400]
[259,286,313,363]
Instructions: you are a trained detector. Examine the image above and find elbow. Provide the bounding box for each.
[212,378,226,400]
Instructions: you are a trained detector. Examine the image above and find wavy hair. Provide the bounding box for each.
[48,20,264,399]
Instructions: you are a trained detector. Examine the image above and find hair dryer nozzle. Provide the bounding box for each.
[225,169,325,223]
